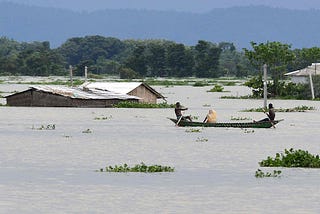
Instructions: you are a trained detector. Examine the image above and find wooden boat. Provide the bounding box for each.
[168,118,283,128]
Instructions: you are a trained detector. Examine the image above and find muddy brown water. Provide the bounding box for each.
[0,83,320,213]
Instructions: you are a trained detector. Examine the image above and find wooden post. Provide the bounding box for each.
[309,71,315,99]
[263,64,267,109]
[85,66,88,82]
[69,65,73,87]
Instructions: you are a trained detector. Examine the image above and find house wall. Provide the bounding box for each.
[6,90,33,106]
[7,90,138,107]
[128,85,157,103]
[291,76,308,84]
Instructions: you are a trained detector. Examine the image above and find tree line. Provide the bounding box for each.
[0,36,319,90]
[0,35,254,78]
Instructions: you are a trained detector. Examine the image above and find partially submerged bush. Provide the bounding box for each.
[98,162,174,173]
[259,148,320,168]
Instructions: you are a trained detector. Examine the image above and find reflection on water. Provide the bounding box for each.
[0,84,320,213]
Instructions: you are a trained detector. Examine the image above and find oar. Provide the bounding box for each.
[264,111,275,128]
[176,116,183,126]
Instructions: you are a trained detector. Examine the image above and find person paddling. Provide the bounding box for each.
[257,103,275,122]
[175,102,192,122]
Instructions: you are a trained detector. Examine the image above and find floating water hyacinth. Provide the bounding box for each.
[97,162,174,173]
[259,148,320,168]
[32,124,56,130]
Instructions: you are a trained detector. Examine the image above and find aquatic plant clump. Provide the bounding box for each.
[255,169,282,178]
[259,148,320,168]
[207,85,225,92]
[242,105,315,112]
[32,124,56,130]
[98,163,175,173]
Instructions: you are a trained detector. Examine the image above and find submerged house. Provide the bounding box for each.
[5,85,140,107]
[81,82,165,104]
[285,63,320,84]
[5,82,165,107]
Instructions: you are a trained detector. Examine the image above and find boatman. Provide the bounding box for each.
[175,102,192,122]
[257,103,275,122]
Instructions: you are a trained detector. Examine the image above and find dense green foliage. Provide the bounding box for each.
[0,36,252,78]
[1,36,319,99]
[259,148,320,168]
[98,163,174,173]
[243,41,320,99]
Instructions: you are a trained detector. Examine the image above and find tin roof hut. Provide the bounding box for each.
[285,63,320,84]
[81,82,165,104]
[5,85,140,107]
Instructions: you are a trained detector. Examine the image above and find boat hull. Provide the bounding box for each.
[168,118,282,128]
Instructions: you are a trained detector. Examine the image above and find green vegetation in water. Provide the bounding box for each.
[192,115,199,120]
[241,105,315,112]
[196,137,208,142]
[193,81,209,87]
[185,128,202,133]
[231,116,252,121]
[16,79,85,86]
[143,78,242,86]
[114,101,174,108]
[32,124,56,130]
[219,81,237,86]
[94,115,112,120]
[144,79,190,86]
[98,163,174,173]
[220,95,252,99]
[243,129,255,134]
[207,85,226,92]
[255,169,282,178]
[259,148,320,168]
[82,129,92,133]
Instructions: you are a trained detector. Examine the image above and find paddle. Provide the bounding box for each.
[264,111,275,128]
[176,116,183,126]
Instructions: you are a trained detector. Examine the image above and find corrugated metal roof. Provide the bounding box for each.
[31,85,140,100]
[81,82,142,94]
[81,82,165,99]
[285,63,320,76]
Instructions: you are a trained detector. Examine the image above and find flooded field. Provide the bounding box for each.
[1,81,320,213]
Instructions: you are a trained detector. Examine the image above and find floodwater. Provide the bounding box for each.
[1,83,320,213]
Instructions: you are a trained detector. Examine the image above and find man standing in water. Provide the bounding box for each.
[175,102,192,122]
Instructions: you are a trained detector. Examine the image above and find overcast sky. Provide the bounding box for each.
[3,0,320,12]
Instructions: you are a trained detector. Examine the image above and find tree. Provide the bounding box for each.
[145,42,166,76]
[243,41,295,96]
[124,45,147,76]
[194,40,221,78]
[292,47,320,70]
[166,43,194,77]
